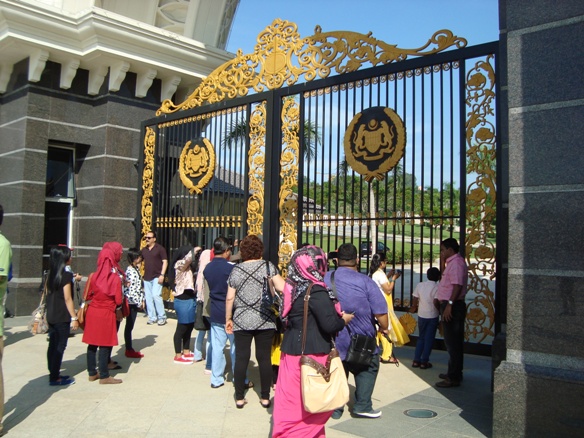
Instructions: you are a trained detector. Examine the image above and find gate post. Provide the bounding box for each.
[263,95,282,265]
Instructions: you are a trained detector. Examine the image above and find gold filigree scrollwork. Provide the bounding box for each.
[157,19,467,115]
[278,98,300,275]
[465,54,496,344]
[247,102,267,236]
[140,127,156,248]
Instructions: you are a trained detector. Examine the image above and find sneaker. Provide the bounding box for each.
[182,352,195,361]
[125,349,144,358]
[157,320,167,326]
[353,409,382,418]
[174,356,193,365]
[331,410,343,420]
[49,377,76,386]
[147,320,156,325]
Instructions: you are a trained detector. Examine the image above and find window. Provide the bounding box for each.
[46,147,75,198]
[43,146,76,267]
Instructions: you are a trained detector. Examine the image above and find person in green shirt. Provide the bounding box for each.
[0,204,13,436]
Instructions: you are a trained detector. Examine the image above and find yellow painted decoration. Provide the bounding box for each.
[140,127,155,248]
[344,107,406,182]
[178,137,216,194]
[157,19,466,115]
[247,103,267,236]
[464,55,497,344]
[278,98,300,275]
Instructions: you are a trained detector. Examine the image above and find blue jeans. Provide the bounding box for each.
[441,301,466,381]
[210,322,235,386]
[334,354,380,415]
[195,330,211,365]
[87,345,112,379]
[47,322,71,382]
[414,316,439,363]
[143,278,166,322]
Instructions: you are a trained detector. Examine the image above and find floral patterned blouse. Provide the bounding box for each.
[173,252,194,297]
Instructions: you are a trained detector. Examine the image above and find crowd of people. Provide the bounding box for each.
[30,225,469,437]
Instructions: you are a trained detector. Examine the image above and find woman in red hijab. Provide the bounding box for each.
[82,242,124,384]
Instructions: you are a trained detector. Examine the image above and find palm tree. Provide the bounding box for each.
[222,118,319,160]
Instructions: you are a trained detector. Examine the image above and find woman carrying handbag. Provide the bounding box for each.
[82,242,125,384]
[272,245,353,438]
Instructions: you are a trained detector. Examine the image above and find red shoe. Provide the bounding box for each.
[125,349,144,358]
[181,351,195,361]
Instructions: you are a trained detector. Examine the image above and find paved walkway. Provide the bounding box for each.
[2,315,492,437]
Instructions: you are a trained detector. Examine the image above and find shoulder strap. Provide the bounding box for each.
[83,273,94,301]
[39,278,48,305]
[300,283,314,354]
[330,271,337,296]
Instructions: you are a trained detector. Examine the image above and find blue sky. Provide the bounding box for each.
[226,0,499,55]
[222,0,499,190]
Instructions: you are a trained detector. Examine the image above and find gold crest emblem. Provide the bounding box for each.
[344,107,406,182]
[178,137,215,194]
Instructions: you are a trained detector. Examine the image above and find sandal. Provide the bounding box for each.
[260,399,271,409]
[411,361,420,368]
[235,399,247,409]
[420,362,433,369]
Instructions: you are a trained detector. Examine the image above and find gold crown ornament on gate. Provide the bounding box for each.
[344,106,406,182]
[178,137,216,194]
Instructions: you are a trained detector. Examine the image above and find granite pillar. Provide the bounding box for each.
[494,1,584,435]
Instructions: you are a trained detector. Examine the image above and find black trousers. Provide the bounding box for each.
[441,300,466,381]
[124,304,139,350]
[174,322,194,354]
[234,329,275,400]
[47,322,71,382]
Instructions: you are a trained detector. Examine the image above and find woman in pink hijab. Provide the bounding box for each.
[82,242,124,384]
[272,246,353,438]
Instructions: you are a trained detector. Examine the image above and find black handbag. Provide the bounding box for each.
[194,300,210,331]
[345,329,377,368]
[261,261,280,315]
[329,271,377,369]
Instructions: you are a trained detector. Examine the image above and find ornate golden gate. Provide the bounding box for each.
[139,20,499,352]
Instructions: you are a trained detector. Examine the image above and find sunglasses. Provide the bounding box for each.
[145,236,154,240]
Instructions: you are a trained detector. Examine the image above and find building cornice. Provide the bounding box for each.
[0,1,235,100]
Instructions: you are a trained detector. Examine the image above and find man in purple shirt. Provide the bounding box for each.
[324,243,389,419]
[435,237,468,388]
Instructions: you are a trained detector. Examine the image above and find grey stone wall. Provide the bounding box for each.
[494,1,584,435]
[0,61,160,315]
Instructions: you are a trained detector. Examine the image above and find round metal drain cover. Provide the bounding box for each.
[404,409,437,418]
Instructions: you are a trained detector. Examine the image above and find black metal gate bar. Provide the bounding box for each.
[458,58,467,255]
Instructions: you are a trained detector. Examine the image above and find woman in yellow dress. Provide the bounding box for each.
[369,252,409,363]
